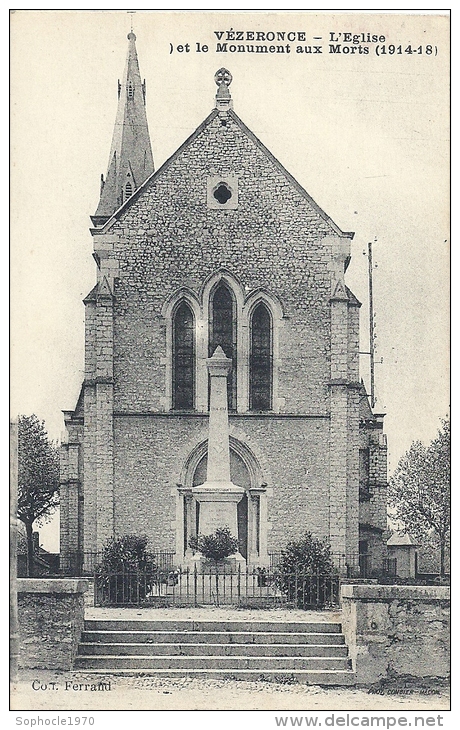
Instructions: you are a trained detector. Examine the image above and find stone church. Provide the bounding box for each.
[60,33,388,575]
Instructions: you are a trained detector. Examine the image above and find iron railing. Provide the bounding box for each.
[93,566,341,609]
[60,550,176,576]
[61,550,395,581]
[269,551,379,577]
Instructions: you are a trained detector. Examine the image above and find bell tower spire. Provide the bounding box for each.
[92,32,154,226]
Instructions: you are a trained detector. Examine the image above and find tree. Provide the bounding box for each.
[388,418,450,576]
[17,415,60,576]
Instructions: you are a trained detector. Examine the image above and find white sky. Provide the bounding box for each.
[10,11,449,551]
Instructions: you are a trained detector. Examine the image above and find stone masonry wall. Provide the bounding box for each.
[17,579,88,670]
[341,584,450,684]
[113,414,331,553]
[359,428,388,532]
[103,111,342,415]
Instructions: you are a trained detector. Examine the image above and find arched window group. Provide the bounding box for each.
[170,281,274,413]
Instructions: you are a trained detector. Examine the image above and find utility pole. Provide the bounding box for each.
[368,240,375,409]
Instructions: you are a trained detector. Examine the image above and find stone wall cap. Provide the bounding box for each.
[17,578,89,595]
[341,583,450,600]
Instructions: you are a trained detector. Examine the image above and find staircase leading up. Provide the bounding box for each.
[75,619,356,685]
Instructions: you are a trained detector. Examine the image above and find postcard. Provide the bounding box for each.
[10,9,450,720]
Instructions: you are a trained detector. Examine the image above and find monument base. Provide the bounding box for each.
[186,480,246,571]
[192,480,245,537]
[182,553,246,573]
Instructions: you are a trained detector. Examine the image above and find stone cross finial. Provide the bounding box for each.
[215,68,232,86]
[215,68,233,112]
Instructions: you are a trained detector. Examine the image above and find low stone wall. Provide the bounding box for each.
[17,579,89,671]
[341,584,450,684]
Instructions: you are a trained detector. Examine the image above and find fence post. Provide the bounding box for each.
[194,564,198,607]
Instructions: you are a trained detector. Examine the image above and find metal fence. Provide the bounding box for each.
[93,566,341,609]
[269,551,392,578]
[60,550,176,576]
[268,551,356,571]
[61,550,395,579]
[357,555,398,578]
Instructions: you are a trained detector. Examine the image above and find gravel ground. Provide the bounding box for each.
[11,671,450,711]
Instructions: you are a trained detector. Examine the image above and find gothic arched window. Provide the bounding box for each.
[172,301,195,410]
[250,302,272,411]
[209,282,237,411]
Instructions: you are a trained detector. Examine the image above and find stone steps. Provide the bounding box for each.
[84,620,342,632]
[81,630,345,645]
[75,619,355,685]
[78,642,349,657]
[71,668,357,685]
[75,655,349,670]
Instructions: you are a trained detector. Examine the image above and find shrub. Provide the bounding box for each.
[277,532,337,609]
[279,532,334,573]
[188,527,240,606]
[95,534,157,605]
[189,527,239,566]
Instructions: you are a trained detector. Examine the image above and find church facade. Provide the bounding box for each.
[60,34,388,575]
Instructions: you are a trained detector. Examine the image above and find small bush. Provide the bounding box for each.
[95,534,157,605]
[189,527,239,565]
[97,534,154,570]
[279,532,334,574]
[277,532,337,609]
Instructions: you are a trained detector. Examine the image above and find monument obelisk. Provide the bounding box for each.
[192,346,245,562]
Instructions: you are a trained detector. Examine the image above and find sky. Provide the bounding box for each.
[10,11,449,551]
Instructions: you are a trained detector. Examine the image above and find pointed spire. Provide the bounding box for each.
[92,33,154,226]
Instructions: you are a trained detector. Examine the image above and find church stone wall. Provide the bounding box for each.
[113,416,192,551]
[105,112,338,416]
[112,414,331,554]
[359,426,388,533]
[242,416,331,547]
[88,111,363,565]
